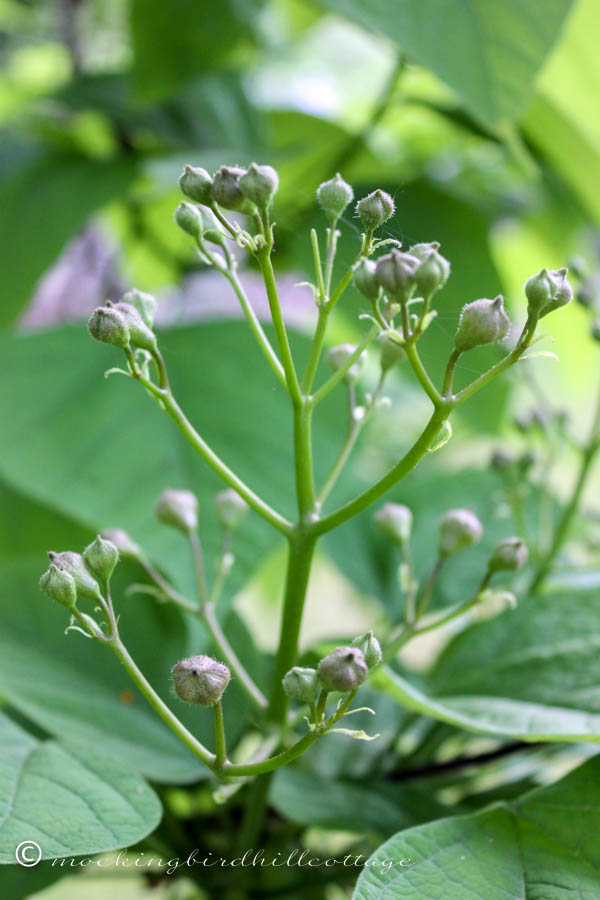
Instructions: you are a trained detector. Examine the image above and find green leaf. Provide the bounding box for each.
[0,153,137,329]
[316,0,573,128]
[0,711,161,863]
[353,754,600,898]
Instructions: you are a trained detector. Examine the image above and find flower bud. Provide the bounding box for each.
[355,189,395,231]
[351,631,382,669]
[100,529,144,562]
[453,296,510,353]
[353,258,380,302]
[375,250,419,300]
[327,343,367,385]
[374,502,412,543]
[409,242,451,296]
[39,563,77,608]
[47,551,101,600]
[174,201,203,239]
[488,537,528,572]
[317,173,354,224]
[475,589,517,621]
[238,163,279,210]
[88,306,130,348]
[83,535,119,582]
[318,646,368,693]
[282,666,320,703]
[490,448,516,473]
[171,655,230,706]
[215,488,248,531]
[179,165,213,204]
[438,509,483,557]
[379,332,406,372]
[525,267,572,318]
[112,301,156,351]
[155,489,198,533]
[210,165,255,214]
[121,289,157,329]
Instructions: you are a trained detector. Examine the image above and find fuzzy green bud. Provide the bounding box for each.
[238,163,279,210]
[318,646,368,693]
[88,306,130,348]
[100,529,144,562]
[454,295,510,353]
[525,267,573,318]
[353,258,380,302]
[375,250,420,300]
[409,242,451,296]
[327,343,367,385]
[488,537,529,573]
[155,489,198,533]
[210,165,256,214]
[351,631,382,669]
[121,289,157,329]
[179,165,213,205]
[171,655,230,706]
[112,301,156,351]
[379,332,406,372]
[48,550,101,600]
[355,189,395,231]
[174,201,203,239]
[374,502,413,544]
[317,173,354,224]
[215,488,248,531]
[39,563,77,608]
[439,509,483,557]
[282,666,320,703]
[83,535,119,582]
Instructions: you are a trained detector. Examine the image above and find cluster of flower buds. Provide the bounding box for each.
[178,162,279,220]
[171,655,231,706]
[354,243,450,307]
[39,535,120,610]
[88,289,157,351]
[282,633,381,702]
[315,174,396,233]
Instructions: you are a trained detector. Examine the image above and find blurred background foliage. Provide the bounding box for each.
[3,0,600,897]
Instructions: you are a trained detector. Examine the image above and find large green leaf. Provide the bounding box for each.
[316,0,573,129]
[0,711,161,863]
[0,154,137,329]
[353,754,600,898]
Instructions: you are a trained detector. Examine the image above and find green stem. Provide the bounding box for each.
[311,228,325,301]
[301,304,330,394]
[189,530,209,606]
[310,324,379,407]
[405,342,443,408]
[258,248,302,407]
[442,348,461,396]
[213,700,227,769]
[224,269,286,389]
[415,556,445,620]
[203,604,268,709]
[454,316,537,405]
[324,227,339,298]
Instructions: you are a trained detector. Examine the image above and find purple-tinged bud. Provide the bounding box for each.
[351,631,382,669]
[282,666,320,703]
[488,537,528,572]
[318,646,368,692]
[239,163,279,210]
[317,173,354,224]
[83,535,119,582]
[409,242,451,296]
[375,503,412,544]
[215,489,248,531]
[48,550,101,600]
[454,296,510,353]
[353,258,380,302]
[179,165,213,205]
[121,289,157,329]
[439,509,482,557]
[88,306,130,348]
[327,343,367,385]
[375,250,420,300]
[112,301,156,351]
[525,267,572,318]
[355,189,395,231]
[171,655,230,706]
[100,529,144,562]
[155,489,198,533]
[210,165,256,214]
[39,563,77,608]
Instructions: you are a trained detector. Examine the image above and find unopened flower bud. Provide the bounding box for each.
[327,343,367,385]
[375,503,412,543]
[488,537,528,572]
[121,289,157,329]
[379,332,406,372]
[317,173,353,224]
[179,165,213,204]
[351,631,382,669]
[174,201,203,238]
[155,489,198,533]
[439,509,483,557]
[282,666,320,703]
[171,655,230,706]
[112,301,156,351]
[48,551,101,600]
[454,296,510,353]
[353,258,380,301]
[409,242,451,296]
[375,250,419,300]
[525,267,572,318]
[83,535,119,582]
[318,646,368,692]
[355,189,395,231]
[40,563,77,608]
[490,448,515,473]
[100,529,144,562]
[88,306,130,348]
[238,163,279,210]
[210,165,255,214]
[216,489,248,531]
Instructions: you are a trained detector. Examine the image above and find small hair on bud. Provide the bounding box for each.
[453,295,510,353]
[351,631,382,669]
[155,489,198,534]
[210,165,256,214]
[409,242,451,296]
[121,289,157,329]
[100,529,144,562]
[317,173,354,224]
[355,189,395,231]
[171,655,230,706]
[83,535,119,583]
[374,249,420,300]
[215,489,248,531]
[40,563,77,609]
[88,306,130,348]
[438,509,483,557]
[179,165,213,205]
[318,646,368,692]
[48,550,102,600]
[327,343,367,385]
[488,537,529,573]
[525,267,573,318]
[238,163,279,210]
[374,503,412,544]
[113,301,156,351]
[282,666,320,703]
